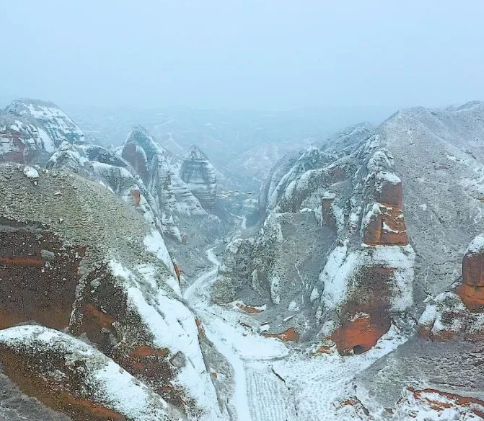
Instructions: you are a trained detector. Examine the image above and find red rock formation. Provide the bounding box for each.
[0,222,84,330]
[458,238,484,310]
[0,129,26,163]
[236,302,264,313]
[131,188,141,205]
[375,177,403,208]
[407,387,484,418]
[314,344,334,354]
[457,283,484,310]
[122,142,149,182]
[330,313,391,355]
[0,346,127,421]
[195,318,206,339]
[363,175,408,246]
[262,327,300,342]
[330,265,397,355]
[173,262,181,283]
[118,345,184,407]
[363,205,408,246]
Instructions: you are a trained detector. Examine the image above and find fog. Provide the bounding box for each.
[1,0,483,111]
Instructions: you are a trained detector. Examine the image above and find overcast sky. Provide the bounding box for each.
[1,0,483,111]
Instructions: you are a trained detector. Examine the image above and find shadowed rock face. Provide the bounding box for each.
[0,221,85,331]
[122,141,150,183]
[179,146,217,210]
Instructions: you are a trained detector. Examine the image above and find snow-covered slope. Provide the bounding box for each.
[0,163,225,421]
[0,325,183,421]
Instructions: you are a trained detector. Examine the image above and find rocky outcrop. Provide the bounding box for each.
[0,326,183,421]
[5,99,86,146]
[0,99,85,165]
[122,127,206,218]
[215,126,413,355]
[0,163,223,421]
[458,235,484,310]
[417,234,484,341]
[179,146,217,210]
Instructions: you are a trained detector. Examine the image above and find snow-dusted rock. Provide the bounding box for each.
[0,325,183,421]
[214,123,414,355]
[0,163,223,421]
[179,146,217,211]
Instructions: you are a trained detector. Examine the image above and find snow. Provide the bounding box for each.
[270,274,281,304]
[371,245,415,311]
[184,246,288,421]
[143,230,179,293]
[0,326,177,421]
[270,324,408,421]
[109,258,222,420]
[23,165,39,181]
[94,359,172,418]
[466,234,484,254]
[375,170,401,186]
[310,286,320,302]
[393,388,482,420]
[37,127,56,152]
[319,241,356,309]
[319,243,414,312]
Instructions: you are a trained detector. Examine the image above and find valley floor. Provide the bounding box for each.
[183,244,409,421]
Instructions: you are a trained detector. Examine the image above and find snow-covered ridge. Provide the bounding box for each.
[0,325,181,421]
[5,98,85,146]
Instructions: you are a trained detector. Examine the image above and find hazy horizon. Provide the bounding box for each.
[1,0,483,112]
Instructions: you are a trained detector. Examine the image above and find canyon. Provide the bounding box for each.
[1,99,484,420]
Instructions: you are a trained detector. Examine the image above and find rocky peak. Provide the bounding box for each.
[5,99,85,146]
[0,99,86,166]
[179,145,217,210]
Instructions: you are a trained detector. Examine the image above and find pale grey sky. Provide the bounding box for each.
[1,0,483,110]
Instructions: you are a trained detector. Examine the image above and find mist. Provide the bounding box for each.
[1,0,483,111]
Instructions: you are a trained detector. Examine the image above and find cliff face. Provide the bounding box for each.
[179,146,217,211]
[215,103,484,358]
[122,126,207,219]
[211,102,484,419]
[354,233,484,419]
[0,163,223,421]
[0,100,229,420]
[213,123,415,354]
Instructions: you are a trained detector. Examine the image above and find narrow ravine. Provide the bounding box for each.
[183,240,292,421]
[182,240,407,421]
[183,247,253,421]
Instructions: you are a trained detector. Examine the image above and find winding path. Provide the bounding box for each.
[183,246,292,421]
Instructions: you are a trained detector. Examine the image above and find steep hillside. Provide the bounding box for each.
[211,102,484,418]
[0,163,225,420]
